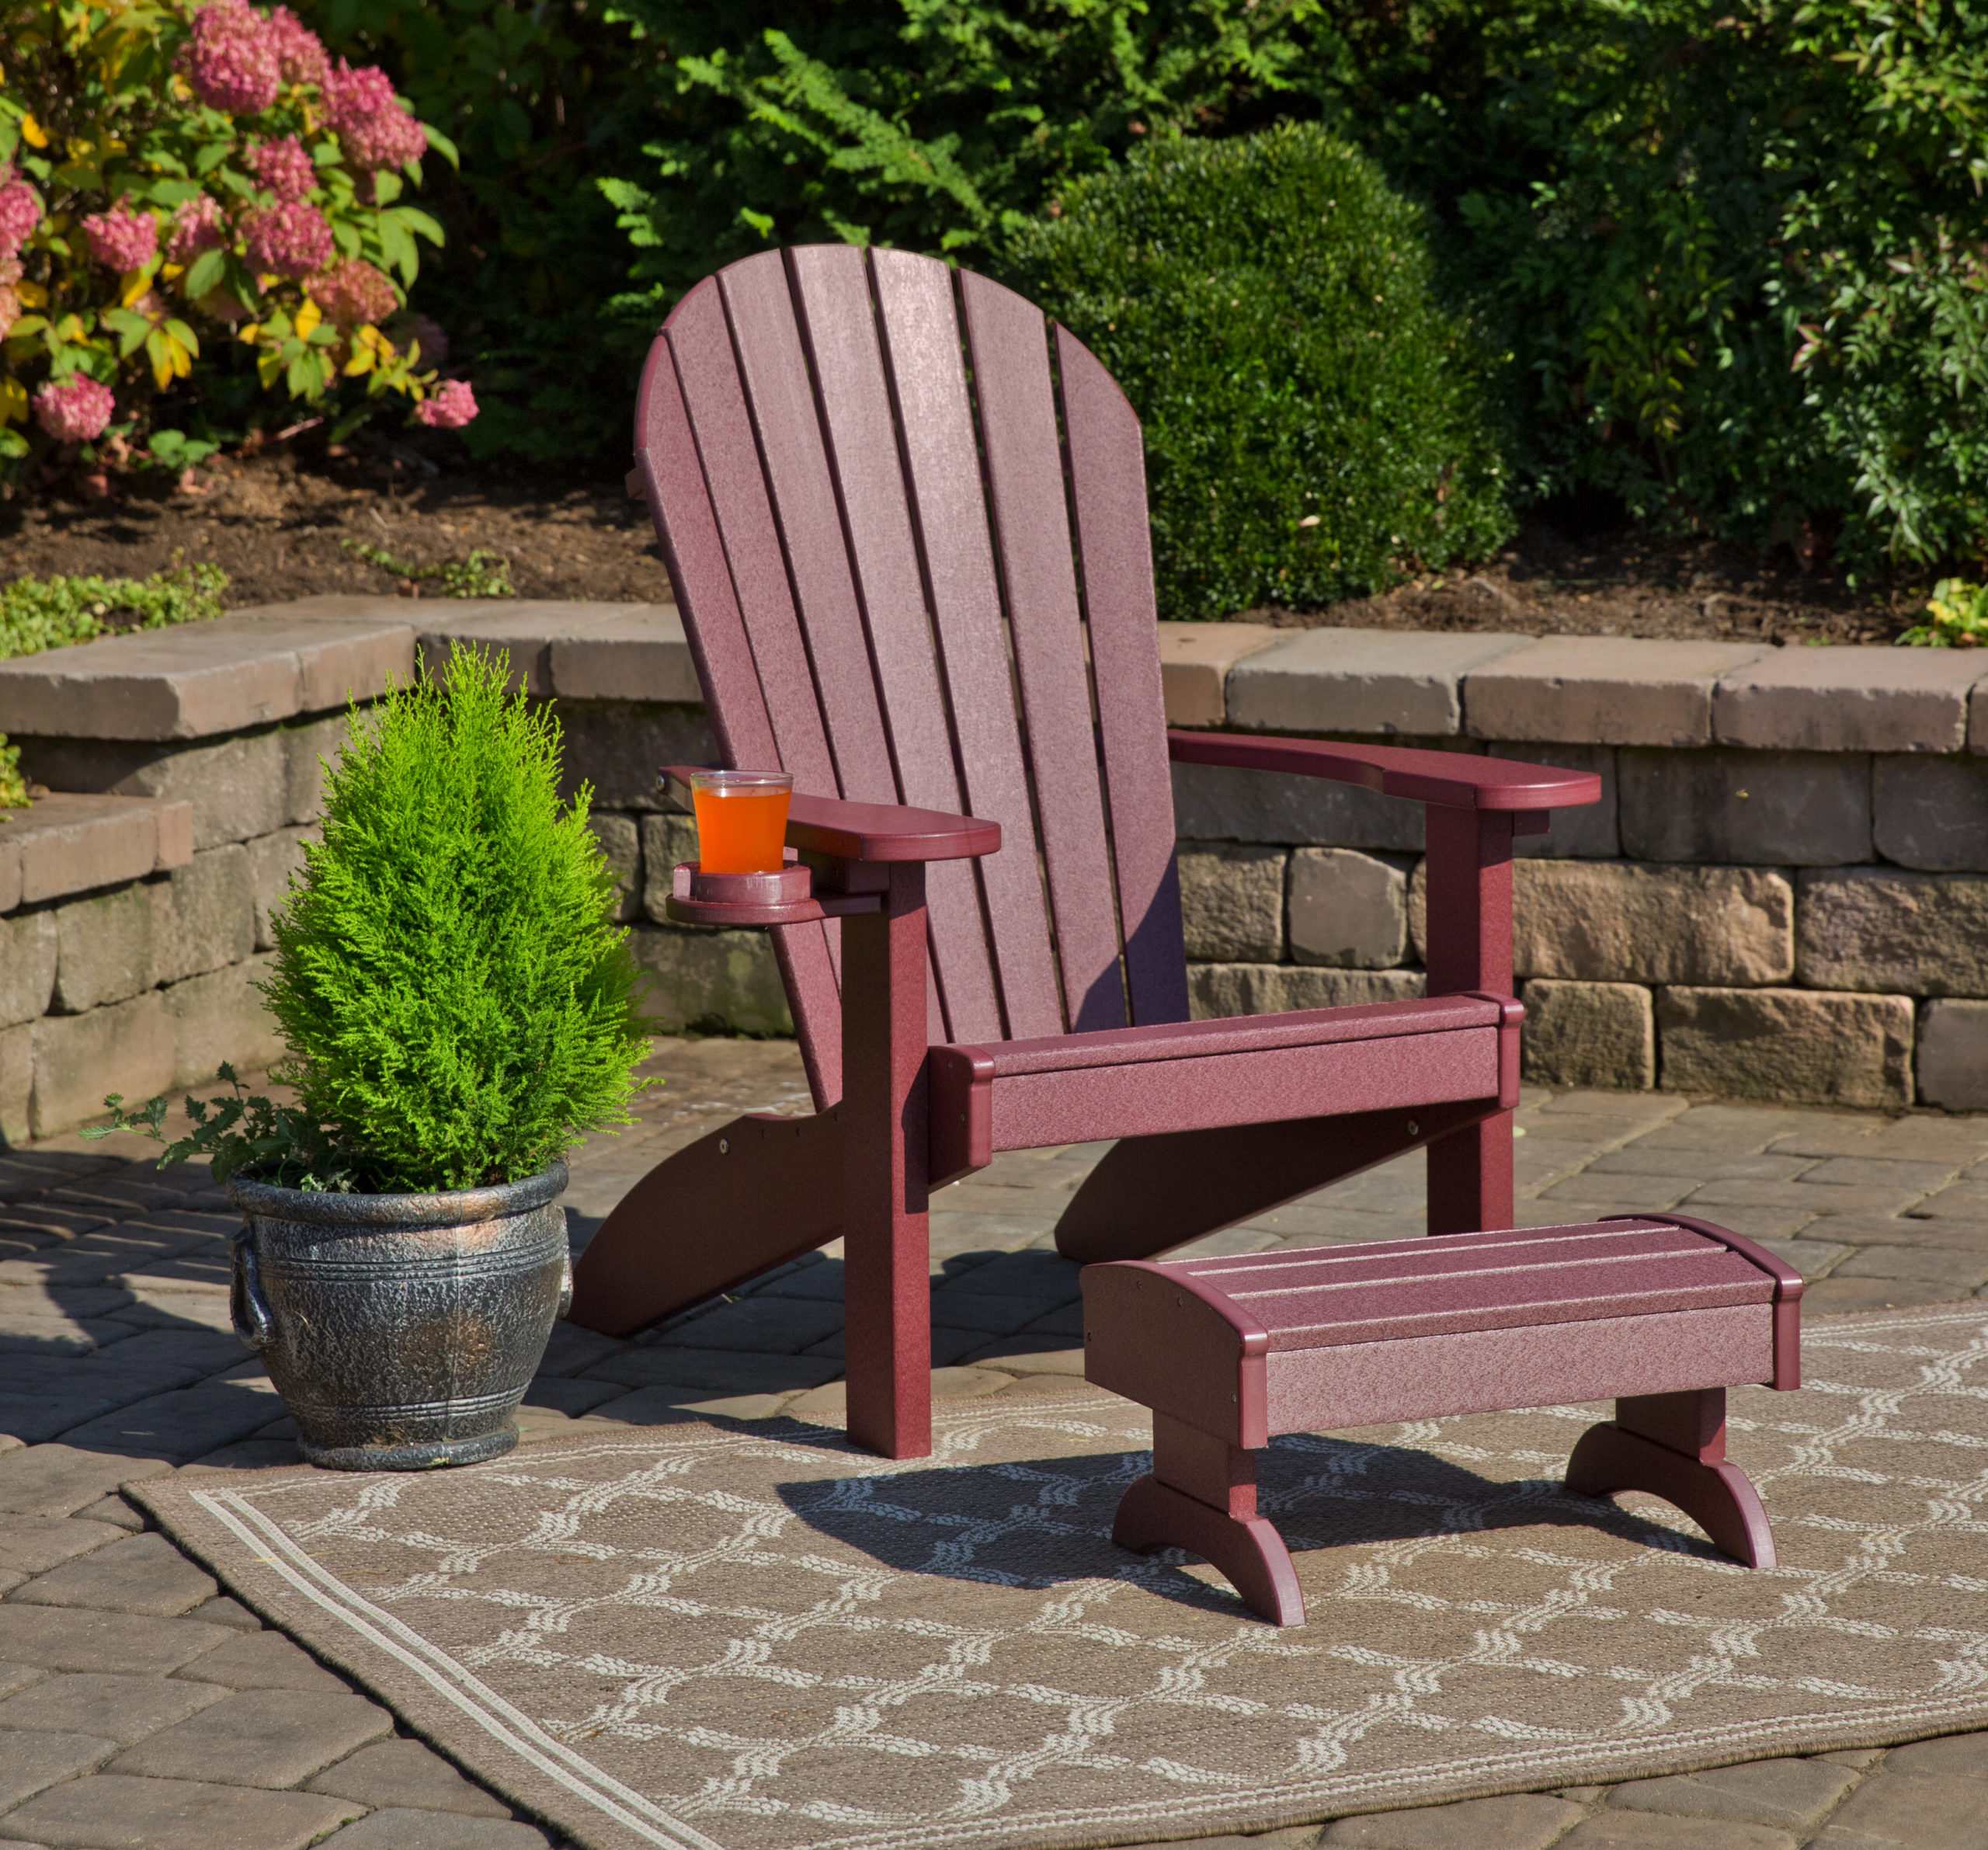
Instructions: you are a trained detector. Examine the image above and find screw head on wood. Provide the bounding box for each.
[1406,1120,1420,1138]
[719,1139,729,1154]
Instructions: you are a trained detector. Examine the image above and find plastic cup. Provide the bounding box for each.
[689,770,794,875]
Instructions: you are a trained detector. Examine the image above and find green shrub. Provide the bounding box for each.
[252,643,649,1191]
[1003,123,1514,617]
[1900,579,1988,649]
[0,562,228,659]
[1319,0,1988,572]
[294,0,1328,461]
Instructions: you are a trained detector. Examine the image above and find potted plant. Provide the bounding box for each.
[93,644,649,1469]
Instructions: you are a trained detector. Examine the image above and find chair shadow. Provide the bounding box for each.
[773,1429,1728,1620]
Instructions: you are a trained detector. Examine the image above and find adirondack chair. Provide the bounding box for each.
[566,245,1607,1464]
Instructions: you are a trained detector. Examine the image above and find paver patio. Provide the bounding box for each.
[0,1036,1986,1848]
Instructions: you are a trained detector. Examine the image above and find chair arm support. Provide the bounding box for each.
[1166,731,1601,813]
[661,767,1001,863]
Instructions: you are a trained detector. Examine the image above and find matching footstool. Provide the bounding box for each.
[1081,1213,1802,1626]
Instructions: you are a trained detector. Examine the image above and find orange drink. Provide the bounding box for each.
[689,770,794,874]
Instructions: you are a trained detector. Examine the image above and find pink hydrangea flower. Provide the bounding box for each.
[338,103,426,172]
[165,193,227,263]
[0,178,43,253]
[310,257,398,327]
[179,0,280,114]
[82,203,158,273]
[414,379,477,429]
[249,134,316,203]
[0,286,18,342]
[33,375,116,443]
[263,5,328,85]
[242,200,332,277]
[319,61,398,133]
[388,311,448,368]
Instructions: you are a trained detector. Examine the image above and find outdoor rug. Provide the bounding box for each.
[137,1303,1988,1850]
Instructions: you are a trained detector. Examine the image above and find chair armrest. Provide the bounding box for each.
[661,767,1001,863]
[1166,731,1601,812]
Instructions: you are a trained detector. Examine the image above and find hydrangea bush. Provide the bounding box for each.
[0,0,474,476]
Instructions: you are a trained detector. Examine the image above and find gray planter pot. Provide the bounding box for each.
[226,1162,572,1471]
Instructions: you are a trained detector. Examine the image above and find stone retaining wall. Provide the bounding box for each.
[2,598,1984,1142]
[1165,623,1988,1113]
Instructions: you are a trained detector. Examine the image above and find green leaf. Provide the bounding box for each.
[420,123,460,169]
[163,318,200,356]
[393,207,444,246]
[183,248,227,300]
[103,308,153,358]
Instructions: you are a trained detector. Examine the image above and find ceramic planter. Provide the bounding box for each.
[226,1161,572,1470]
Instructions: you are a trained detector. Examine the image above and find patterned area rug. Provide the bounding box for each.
[139,1305,1988,1850]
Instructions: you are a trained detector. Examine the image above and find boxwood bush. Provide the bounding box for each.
[1004,122,1514,617]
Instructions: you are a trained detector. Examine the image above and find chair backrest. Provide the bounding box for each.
[635,246,1190,1109]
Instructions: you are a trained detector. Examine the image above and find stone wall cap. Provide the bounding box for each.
[1227,627,1534,737]
[1157,621,1284,728]
[415,600,656,696]
[1715,644,1988,753]
[1466,635,1772,747]
[546,604,697,704]
[0,791,193,913]
[0,608,416,742]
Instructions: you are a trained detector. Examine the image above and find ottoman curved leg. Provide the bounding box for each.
[1114,1475,1306,1626]
[1567,1388,1777,1570]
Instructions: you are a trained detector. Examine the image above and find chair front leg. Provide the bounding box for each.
[1423,805,1518,1235]
[839,861,934,1461]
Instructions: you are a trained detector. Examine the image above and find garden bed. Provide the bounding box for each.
[2,444,1920,646]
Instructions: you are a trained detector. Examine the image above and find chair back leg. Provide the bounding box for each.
[1427,1115,1516,1236]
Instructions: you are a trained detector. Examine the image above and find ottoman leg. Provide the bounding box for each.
[1566,1388,1777,1570]
[1112,1414,1305,1626]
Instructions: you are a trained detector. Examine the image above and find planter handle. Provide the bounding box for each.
[557,1252,574,1322]
[231,1231,276,1353]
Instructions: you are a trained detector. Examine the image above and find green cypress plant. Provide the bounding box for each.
[95,642,649,1191]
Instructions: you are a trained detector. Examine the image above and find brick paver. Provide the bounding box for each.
[0,1035,1982,1845]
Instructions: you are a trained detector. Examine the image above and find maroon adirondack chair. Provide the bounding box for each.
[566,238,1608,1443]
[568,248,1802,1616]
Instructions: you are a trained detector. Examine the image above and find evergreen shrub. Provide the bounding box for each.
[98,643,652,1191]
[1004,122,1514,617]
[260,642,649,1190]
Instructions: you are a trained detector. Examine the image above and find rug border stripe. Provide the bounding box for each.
[192,1487,728,1850]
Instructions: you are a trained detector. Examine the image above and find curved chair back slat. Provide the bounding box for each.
[636,247,1191,1104]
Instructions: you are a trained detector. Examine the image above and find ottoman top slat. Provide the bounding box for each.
[1128,1220,1777,1351]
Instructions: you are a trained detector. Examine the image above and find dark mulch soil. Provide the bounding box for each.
[1,433,673,610]
[1,435,1925,642]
